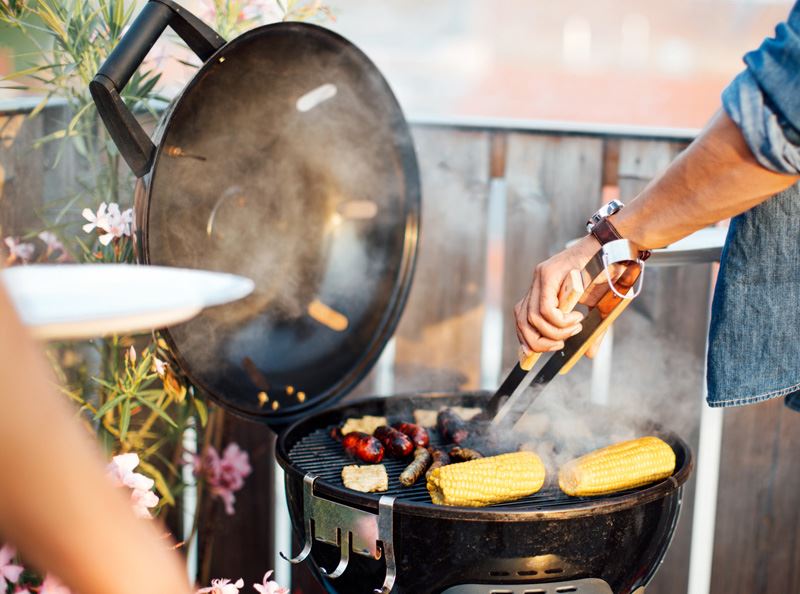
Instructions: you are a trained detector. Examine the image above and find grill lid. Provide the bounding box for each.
[135,19,420,425]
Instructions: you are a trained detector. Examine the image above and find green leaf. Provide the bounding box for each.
[120,398,132,440]
[94,391,126,418]
[193,397,208,427]
[137,460,176,506]
[135,395,178,428]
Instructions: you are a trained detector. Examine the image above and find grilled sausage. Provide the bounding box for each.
[399,447,433,487]
[437,408,469,445]
[342,431,384,464]
[392,422,430,448]
[373,425,414,457]
[426,447,451,479]
[449,446,484,461]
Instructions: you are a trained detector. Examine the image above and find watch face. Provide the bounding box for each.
[587,200,624,231]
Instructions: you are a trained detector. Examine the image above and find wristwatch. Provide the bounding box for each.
[585,199,650,261]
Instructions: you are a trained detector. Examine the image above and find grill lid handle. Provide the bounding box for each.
[90,0,225,176]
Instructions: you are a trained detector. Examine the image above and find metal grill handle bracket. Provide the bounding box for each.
[281,473,398,589]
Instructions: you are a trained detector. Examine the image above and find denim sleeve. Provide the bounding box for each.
[722,1,800,174]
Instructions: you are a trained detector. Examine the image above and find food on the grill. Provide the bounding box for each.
[340,415,388,436]
[342,431,384,464]
[437,408,469,445]
[449,446,484,462]
[426,447,450,479]
[307,298,348,332]
[451,406,482,421]
[374,425,414,458]
[558,436,676,497]
[399,447,433,487]
[427,451,546,507]
[414,406,481,428]
[413,409,438,427]
[392,422,430,447]
[342,464,388,493]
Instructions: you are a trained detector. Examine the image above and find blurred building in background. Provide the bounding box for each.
[0,0,794,129]
[328,0,793,129]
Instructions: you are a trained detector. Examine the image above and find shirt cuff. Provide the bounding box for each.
[722,69,800,175]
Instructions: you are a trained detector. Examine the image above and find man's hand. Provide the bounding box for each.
[514,234,599,357]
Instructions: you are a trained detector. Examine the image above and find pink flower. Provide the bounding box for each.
[152,356,168,377]
[13,587,33,594]
[194,443,252,515]
[40,574,71,594]
[0,544,24,590]
[3,237,35,265]
[106,453,159,519]
[81,202,133,246]
[253,570,289,594]
[37,231,69,262]
[196,577,244,594]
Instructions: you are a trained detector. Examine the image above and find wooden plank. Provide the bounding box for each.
[501,133,604,366]
[710,398,800,594]
[0,110,45,237]
[204,414,277,588]
[390,126,491,393]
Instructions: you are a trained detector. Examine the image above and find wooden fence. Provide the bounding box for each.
[2,101,799,594]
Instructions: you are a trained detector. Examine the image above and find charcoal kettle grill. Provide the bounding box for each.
[91,2,693,593]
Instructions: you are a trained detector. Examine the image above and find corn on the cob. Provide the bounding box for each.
[558,436,675,497]
[427,451,545,507]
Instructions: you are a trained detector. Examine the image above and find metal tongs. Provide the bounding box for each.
[487,239,646,427]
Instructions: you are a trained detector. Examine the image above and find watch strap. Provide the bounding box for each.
[591,217,651,261]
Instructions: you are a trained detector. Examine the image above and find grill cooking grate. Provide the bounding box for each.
[287,424,641,509]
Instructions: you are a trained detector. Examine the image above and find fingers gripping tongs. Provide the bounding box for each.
[487,239,646,428]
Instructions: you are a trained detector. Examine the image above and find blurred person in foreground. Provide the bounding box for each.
[0,282,193,594]
[517,1,800,410]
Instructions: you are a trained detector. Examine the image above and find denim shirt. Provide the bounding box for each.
[709,0,800,410]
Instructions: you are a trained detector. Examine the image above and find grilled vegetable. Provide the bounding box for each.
[342,464,388,493]
[340,415,388,436]
[437,408,469,445]
[427,451,546,507]
[374,425,414,457]
[558,436,676,497]
[399,447,433,487]
[392,422,430,447]
[426,447,450,479]
[449,446,484,462]
[342,431,384,464]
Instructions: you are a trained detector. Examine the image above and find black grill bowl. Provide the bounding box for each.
[276,392,693,594]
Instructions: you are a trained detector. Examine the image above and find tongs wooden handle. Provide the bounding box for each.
[488,240,644,424]
[518,268,585,371]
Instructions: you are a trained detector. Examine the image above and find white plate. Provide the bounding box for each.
[1,264,254,340]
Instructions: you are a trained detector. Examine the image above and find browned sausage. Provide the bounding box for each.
[342,432,384,464]
[374,425,414,457]
[426,447,451,479]
[392,422,430,448]
[399,447,433,487]
[437,408,469,445]
[449,446,484,461]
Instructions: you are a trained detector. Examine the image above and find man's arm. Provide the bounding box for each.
[0,284,193,594]
[516,109,800,355]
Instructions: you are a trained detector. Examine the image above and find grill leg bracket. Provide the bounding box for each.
[280,473,399,591]
[375,495,396,594]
